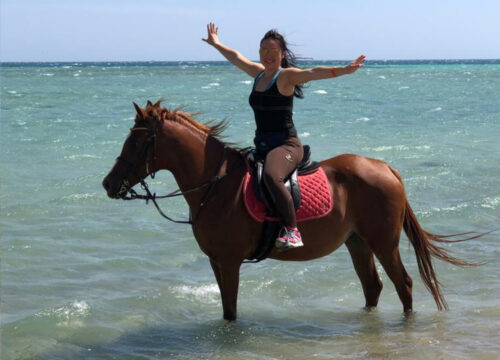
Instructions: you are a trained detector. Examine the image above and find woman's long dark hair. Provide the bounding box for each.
[261,29,304,99]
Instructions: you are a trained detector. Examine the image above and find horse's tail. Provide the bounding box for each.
[389,167,482,310]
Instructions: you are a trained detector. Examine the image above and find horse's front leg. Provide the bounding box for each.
[210,258,241,321]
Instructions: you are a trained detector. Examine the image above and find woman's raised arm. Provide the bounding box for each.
[283,55,366,86]
[202,22,264,78]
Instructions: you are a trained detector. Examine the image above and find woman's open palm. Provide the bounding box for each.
[202,22,219,46]
[345,55,366,74]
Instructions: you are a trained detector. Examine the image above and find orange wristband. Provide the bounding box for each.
[331,67,337,77]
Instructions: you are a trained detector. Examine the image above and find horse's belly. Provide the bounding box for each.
[268,210,352,261]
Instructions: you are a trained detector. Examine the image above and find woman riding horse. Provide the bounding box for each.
[103,100,480,321]
[203,22,365,249]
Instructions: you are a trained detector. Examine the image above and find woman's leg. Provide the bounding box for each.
[262,137,303,228]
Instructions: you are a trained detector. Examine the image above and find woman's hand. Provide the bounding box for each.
[202,22,220,46]
[344,55,366,74]
[202,22,264,77]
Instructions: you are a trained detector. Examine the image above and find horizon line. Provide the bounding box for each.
[1,58,500,64]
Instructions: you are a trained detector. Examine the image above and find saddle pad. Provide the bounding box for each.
[243,167,333,223]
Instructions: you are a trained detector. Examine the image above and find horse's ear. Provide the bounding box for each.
[153,99,163,108]
[133,102,143,118]
[147,100,153,107]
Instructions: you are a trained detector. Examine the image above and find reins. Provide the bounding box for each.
[118,124,229,225]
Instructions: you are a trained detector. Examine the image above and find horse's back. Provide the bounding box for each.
[320,153,403,192]
[319,154,406,234]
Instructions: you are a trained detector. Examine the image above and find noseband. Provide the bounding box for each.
[115,123,228,225]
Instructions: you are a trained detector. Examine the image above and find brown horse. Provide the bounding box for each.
[103,100,478,321]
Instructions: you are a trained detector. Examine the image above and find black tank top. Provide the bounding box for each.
[249,70,297,138]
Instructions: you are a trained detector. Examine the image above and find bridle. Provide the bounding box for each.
[115,122,228,225]
[116,123,158,182]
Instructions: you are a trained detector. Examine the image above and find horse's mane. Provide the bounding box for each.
[136,99,249,155]
[142,100,246,152]
[163,107,228,141]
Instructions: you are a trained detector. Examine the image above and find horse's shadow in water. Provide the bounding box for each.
[40,309,420,359]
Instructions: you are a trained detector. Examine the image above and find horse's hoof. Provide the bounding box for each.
[223,314,237,322]
[403,309,414,318]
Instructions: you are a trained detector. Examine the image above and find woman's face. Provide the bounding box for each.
[259,38,283,71]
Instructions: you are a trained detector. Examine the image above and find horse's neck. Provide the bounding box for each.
[156,123,227,208]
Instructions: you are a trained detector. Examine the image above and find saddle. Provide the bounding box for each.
[243,145,334,263]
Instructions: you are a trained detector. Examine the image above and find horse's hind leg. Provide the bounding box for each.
[345,233,383,308]
[373,243,413,313]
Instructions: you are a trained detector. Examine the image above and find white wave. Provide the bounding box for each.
[369,144,430,152]
[254,279,274,291]
[64,154,100,160]
[378,75,386,79]
[314,90,328,95]
[171,284,219,304]
[432,203,469,212]
[62,193,100,201]
[300,132,311,137]
[356,117,371,122]
[399,86,410,90]
[36,300,90,320]
[7,90,17,94]
[297,268,309,276]
[202,82,221,89]
[71,300,89,314]
[481,196,499,209]
[430,107,442,112]
[240,80,252,85]
[372,145,394,152]
[41,73,55,77]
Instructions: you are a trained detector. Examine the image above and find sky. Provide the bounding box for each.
[1,0,499,62]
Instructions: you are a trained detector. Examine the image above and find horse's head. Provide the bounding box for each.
[102,100,165,199]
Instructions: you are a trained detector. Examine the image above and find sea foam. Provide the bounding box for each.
[171,284,219,304]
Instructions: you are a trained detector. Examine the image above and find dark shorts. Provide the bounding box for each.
[254,131,297,156]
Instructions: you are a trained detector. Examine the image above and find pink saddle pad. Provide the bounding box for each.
[243,167,333,223]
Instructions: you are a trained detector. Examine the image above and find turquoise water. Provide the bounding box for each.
[1,61,499,359]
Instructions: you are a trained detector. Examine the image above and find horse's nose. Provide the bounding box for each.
[102,175,116,198]
[102,177,110,192]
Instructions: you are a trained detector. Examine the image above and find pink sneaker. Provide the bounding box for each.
[276,227,304,250]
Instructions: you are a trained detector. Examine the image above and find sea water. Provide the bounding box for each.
[1,60,499,359]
